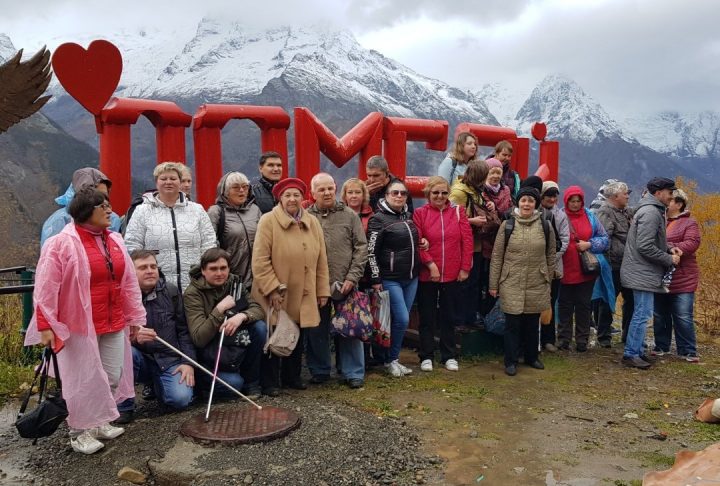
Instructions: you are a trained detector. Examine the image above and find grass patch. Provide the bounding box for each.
[360,397,401,418]
[690,421,720,442]
[632,451,674,468]
[0,295,39,403]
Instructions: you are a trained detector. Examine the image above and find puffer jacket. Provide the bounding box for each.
[367,199,420,284]
[413,202,473,282]
[489,209,556,315]
[133,274,196,371]
[369,175,415,215]
[595,201,634,270]
[184,267,265,349]
[124,192,216,291]
[207,174,262,289]
[307,201,367,286]
[251,176,277,214]
[666,211,701,293]
[547,204,570,278]
[621,193,674,292]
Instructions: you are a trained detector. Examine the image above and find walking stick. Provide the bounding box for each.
[205,322,226,422]
[153,335,262,410]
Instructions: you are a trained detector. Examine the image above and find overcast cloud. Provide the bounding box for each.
[2,0,718,116]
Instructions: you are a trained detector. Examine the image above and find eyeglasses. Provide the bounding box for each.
[94,202,112,211]
[430,191,449,196]
[388,190,408,197]
[231,184,250,192]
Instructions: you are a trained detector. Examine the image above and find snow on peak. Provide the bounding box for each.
[475,82,530,127]
[515,74,628,143]
[621,110,720,158]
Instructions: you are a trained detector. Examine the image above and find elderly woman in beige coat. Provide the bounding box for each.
[252,177,330,390]
[489,186,555,377]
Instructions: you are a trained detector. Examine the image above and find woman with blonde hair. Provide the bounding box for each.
[124,162,216,290]
[341,177,374,232]
[437,132,478,184]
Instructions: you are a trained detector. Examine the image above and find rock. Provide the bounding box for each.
[513,467,525,474]
[469,430,478,438]
[623,412,639,419]
[243,474,253,484]
[117,467,146,485]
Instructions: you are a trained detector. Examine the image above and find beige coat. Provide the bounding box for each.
[489,211,555,315]
[251,205,330,327]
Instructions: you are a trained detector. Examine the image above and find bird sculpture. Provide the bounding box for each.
[0,46,52,133]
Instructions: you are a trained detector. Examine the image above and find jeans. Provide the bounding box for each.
[653,292,697,356]
[557,280,595,346]
[504,313,540,367]
[596,269,634,344]
[540,279,561,346]
[308,303,366,380]
[132,347,193,410]
[383,278,419,363]
[624,290,654,358]
[417,281,462,363]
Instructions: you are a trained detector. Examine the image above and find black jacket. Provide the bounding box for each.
[133,275,196,371]
[251,177,277,214]
[367,199,420,284]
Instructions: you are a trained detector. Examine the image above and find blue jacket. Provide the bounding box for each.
[586,208,616,311]
[40,184,121,247]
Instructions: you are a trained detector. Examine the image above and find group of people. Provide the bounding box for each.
[25,136,701,454]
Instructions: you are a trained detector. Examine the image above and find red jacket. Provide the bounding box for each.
[413,202,473,283]
[562,186,596,285]
[667,212,701,293]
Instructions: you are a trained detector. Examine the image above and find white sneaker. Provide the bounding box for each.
[386,360,403,377]
[420,359,433,372]
[90,423,125,440]
[445,359,459,372]
[397,362,413,375]
[70,431,105,454]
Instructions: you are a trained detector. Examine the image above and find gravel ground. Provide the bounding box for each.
[1,391,443,486]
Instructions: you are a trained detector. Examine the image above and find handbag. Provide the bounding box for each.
[568,219,600,275]
[264,308,300,357]
[15,348,68,444]
[331,289,374,341]
[370,289,391,348]
[465,191,500,236]
[201,325,251,372]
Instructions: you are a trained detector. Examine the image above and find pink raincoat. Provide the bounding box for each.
[25,224,146,430]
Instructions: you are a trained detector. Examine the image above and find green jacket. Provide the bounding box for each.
[183,266,265,348]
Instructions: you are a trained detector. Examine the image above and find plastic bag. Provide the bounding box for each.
[370,290,391,348]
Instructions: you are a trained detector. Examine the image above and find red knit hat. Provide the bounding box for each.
[272,177,307,200]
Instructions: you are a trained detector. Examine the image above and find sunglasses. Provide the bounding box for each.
[430,191,449,196]
[388,190,408,197]
[94,202,112,211]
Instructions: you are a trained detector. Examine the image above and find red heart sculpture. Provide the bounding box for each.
[52,40,123,115]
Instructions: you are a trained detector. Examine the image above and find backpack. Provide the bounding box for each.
[503,213,555,253]
[120,190,153,236]
[448,159,459,183]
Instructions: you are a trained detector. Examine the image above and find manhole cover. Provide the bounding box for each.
[180,406,301,445]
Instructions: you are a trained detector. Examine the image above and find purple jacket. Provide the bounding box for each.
[667,212,701,293]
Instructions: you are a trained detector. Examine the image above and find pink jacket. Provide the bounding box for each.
[25,224,146,430]
[413,202,473,283]
[667,212,701,293]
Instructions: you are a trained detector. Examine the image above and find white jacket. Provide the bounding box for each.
[124,192,216,290]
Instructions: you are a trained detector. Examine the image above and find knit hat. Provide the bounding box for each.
[521,175,543,193]
[272,177,307,200]
[541,181,560,197]
[485,157,503,170]
[517,186,541,209]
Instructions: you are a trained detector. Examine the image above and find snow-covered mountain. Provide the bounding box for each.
[620,111,720,158]
[475,82,530,128]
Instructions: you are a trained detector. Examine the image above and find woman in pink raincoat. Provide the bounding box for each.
[25,188,148,454]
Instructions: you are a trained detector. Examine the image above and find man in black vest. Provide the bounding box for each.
[251,151,283,213]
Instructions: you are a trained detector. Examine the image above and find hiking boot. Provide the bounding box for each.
[386,360,404,377]
[445,359,459,372]
[543,343,558,353]
[347,379,365,389]
[598,340,612,349]
[622,356,651,369]
[70,431,105,455]
[420,359,433,372]
[141,383,156,400]
[640,354,656,364]
[262,387,280,397]
[283,380,307,390]
[504,364,517,376]
[527,360,545,370]
[576,343,588,353]
[557,341,570,351]
[90,423,125,440]
[309,375,330,385]
[112,410,134,425]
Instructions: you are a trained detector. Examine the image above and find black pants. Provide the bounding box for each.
[504,313,540,367]
[557,280,595,346]
[540,278,561,346]
[596,268,634,344]
[262,328,306,389]
[461,252,483,324]
[417,281,462,363]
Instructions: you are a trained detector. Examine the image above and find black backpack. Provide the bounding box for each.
[503,213,557,253]
[120,190,154,236]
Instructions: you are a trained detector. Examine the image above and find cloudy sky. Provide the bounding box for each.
[2,0,718,116]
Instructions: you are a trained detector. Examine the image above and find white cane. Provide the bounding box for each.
[205,321,226,422]
[153,335,262,410]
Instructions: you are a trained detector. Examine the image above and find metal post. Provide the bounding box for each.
[20,268,35,364]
